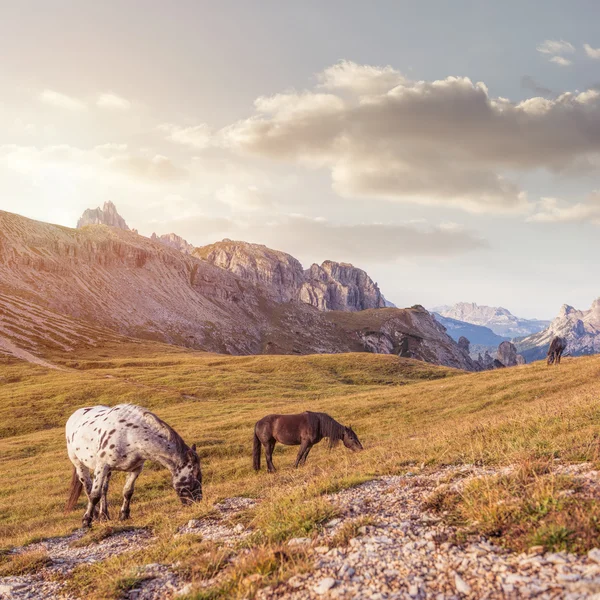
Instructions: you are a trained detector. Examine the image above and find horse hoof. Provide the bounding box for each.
[119,513,130,521]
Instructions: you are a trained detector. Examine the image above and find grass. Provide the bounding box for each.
[426,459,600,554]
[0,549,51,577]
[3,344,600,596]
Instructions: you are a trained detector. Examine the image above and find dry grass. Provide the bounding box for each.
[3,345,600,596]
[0,549,51,577]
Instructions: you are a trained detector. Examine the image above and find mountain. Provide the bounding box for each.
[0,209,478,370]
[517,299,600,362]
[433,313,509,347]
[151,232,195,254]
[195,240,386,311]
[77,201,130,230]
[433,302,550,338]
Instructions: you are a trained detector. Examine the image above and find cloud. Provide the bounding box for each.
[160,123,212,149]
[221,65,600,214]
[584,43,600,59]
[0,143,187,185]
[172,214,486,262]
[536,39,575,55]
[528,195,600,224]
[536,39,575,67]
[549,56,572,67]
[216,184,275,211]
[520,75,553,97]
[97,93,131,110]
[317,60,405,94]
[40,89,86,111]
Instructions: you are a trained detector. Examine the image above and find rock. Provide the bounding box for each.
[288,537,311,547]
[457,336,471,354]
[528,545,545,555]
[151,232,194,254]
[589,548,600,564]
[77,201,130,230]
[497,341,523,368]
[187,519,201,528]
[314,577,336,595]
[454,574,471,594]
[233,523,245,533]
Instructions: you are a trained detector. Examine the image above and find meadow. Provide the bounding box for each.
[2,343,600,597]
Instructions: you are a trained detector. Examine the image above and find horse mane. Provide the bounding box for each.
[307,412,346,448]
[131,406,189,456]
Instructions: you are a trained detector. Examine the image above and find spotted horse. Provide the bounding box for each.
[65,404,202,527]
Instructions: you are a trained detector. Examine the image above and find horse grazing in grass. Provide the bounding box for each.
[65,404,202,527]
[547,336,567,365]
[253,411,363,473]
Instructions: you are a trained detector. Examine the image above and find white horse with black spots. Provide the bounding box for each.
[65,404,202,527]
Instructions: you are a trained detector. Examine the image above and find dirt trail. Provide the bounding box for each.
[0,336,65,371]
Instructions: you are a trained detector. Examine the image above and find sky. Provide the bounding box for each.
[2,0,600,319]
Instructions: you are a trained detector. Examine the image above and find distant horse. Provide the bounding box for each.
[253,411,363,473]
[547,336,567,365]
[65,404,202,527]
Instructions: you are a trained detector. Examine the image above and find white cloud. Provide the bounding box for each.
[221,65,600,214]
[159,123,212,149]
[216,184,274,211]
[317,60,405,95]
[549,56,572,67]
[97,93,131,110]
[528,196,600,225]
[40,89,86,111]
[584,43,600,59]
[536,39,575,55]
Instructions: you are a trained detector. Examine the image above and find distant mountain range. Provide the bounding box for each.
[432,302,551,338]
[433,313,508,348]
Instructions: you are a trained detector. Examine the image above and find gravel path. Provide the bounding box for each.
[4,467,600,599]
[0,528,151,600]
[259,465,600,600]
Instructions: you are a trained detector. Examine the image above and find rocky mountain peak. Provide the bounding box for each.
[77,201,130,231]
[151,232,195,254]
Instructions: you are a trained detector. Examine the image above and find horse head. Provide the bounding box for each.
[342,426,364,452]
[173,444,203,504]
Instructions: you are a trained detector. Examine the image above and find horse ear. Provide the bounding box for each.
[191,444,197,452]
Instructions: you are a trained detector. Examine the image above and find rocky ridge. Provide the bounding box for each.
[195,240,386,312]
[150,232,195,254]
[517,298,600,362]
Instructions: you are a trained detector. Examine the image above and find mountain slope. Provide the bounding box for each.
[434,302,550,338]
[433,313,509,347]
[517,299,600,361]
[0,210,476,370]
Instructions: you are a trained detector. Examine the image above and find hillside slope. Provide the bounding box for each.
[0,210,475,369]
[2,348,600,598]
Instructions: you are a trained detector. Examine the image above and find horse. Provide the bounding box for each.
[253,411,363,473]
[65,404,202,527]
[547,336,566,365]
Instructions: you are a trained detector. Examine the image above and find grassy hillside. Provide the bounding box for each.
[2,346,600,597]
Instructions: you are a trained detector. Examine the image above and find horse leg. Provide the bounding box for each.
[83,464,110,528]
[75,463,93,502]
[294,441,310,468]
[265,439,276,473]
[120,467,142,521]
[97,471,112,521]
[299,443,314,466]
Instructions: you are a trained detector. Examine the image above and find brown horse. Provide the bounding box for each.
[253,411,363,473]
[547,336,567,365]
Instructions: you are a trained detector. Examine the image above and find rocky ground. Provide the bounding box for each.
[3,465,600,599]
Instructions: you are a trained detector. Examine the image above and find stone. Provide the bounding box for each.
[314,577,336,595]
[455,574,471,594]
[233,523,245,533]
[288,537,311,547]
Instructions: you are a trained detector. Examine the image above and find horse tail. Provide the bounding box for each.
[253,431,261,471]
[65,467,83,512]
